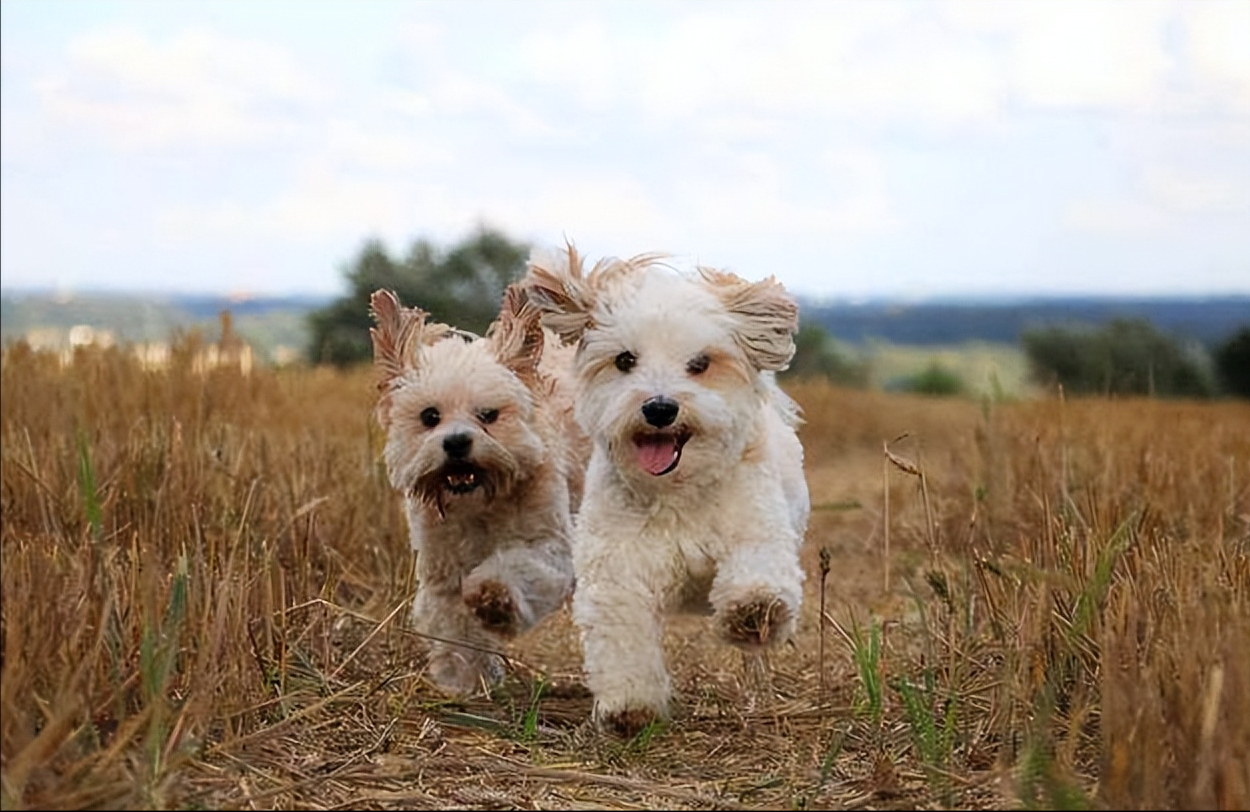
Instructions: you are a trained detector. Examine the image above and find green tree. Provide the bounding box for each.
[307,228,530,367]
[782,322,869,386]
[1212,326,1250,398]
[904,361,965,397]
[1022,318,1214,398]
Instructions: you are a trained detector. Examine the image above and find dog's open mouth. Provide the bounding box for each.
[441,461,483,494]
[634,430,690,476]
[411,460,501,518]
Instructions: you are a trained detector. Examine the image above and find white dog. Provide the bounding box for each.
[369,286,585,695]
[523,245,810,736]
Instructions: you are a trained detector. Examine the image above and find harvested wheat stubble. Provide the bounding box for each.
[2,344,1247,810]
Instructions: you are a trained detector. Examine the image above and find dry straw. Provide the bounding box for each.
[2,342,1248,810]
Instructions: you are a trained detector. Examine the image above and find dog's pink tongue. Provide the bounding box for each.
[636,436,679,475]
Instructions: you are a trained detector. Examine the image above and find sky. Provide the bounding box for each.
[1,0,1248,302]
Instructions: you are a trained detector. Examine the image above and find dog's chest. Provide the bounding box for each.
[674,531,716,581]
[409,496,526,561]
[636,510,718,613]
[633,506,717,575]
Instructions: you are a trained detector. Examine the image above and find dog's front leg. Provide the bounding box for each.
[462,534,575,637]
[412,583,505,694]
[573,560,672,738]
[708,535,805,650]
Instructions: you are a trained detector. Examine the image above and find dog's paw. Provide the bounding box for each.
[601,706,659,739]
[427,648,504,695]
[721,596,791,648]
[462,579,518,636]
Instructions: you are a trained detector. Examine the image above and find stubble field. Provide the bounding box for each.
[2,337,1248,810]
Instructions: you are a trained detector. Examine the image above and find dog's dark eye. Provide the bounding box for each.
[687,353,711,375]
[477,408,499,425]
[614,351,637,373]
[419,407,441,428]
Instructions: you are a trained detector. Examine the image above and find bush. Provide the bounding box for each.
[1212,326,1250,398]
[904,361,966,396]
[783,323,869,386]
[1022,318,1214,398]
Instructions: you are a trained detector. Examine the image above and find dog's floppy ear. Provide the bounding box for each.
[701,268,799,371]
[369,289,426,385]
[488,284,544,384]
[523,243,598,343]
[369,289,431,426]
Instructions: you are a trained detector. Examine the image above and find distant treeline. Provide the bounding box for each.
[800,296,1250,348]
[295,228,1249,400]
[3,228,1248,399]
[6,282,1244,352]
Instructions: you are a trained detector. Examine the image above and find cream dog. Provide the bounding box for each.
[523,245,810,736]
[369,286,584,694]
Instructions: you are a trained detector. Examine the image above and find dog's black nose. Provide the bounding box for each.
[641,396,679,428]
[442,432,473,459]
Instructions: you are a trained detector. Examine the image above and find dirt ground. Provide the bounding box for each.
[182,397,1017,810]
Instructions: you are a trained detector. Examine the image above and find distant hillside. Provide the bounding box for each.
[801,295,1250,348]
[2,289,1246,365]
[0,290,330,364]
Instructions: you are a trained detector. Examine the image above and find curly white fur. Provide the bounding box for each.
[523,245,811,735]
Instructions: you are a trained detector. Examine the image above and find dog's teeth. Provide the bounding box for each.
[444,470,479,491]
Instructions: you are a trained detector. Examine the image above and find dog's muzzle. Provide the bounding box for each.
[443,431,473,459]
[440,460,483,494]
[437,433,482,493]
[634,397,689,476]
[641,396,679,428]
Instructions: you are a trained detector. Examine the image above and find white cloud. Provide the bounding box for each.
[663,146,898,246]
[1004,1,1174,112]
[155,172,464,246]
[516,20,619,112]
[265,176,457,241]
[393,20,576,141]
[816,148,900,233]
[486,174,669,252]
[1062,197,1169,235]
[1181,0,1250,114]
[376,88,436,118]
[628,4,1004,131]
[66,26,321,103]
[34,26,326,149]
[1062,164,1249,235]
[3,1,1248,297]
[943,0,1246,117]
[314,118,457,174]
[1141,166,1249,215]
[502,4,1009,133]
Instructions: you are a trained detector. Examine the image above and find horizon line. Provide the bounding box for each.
[3,284,1250,305]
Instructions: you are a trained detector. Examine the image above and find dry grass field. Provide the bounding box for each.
[2,336,1248,810]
